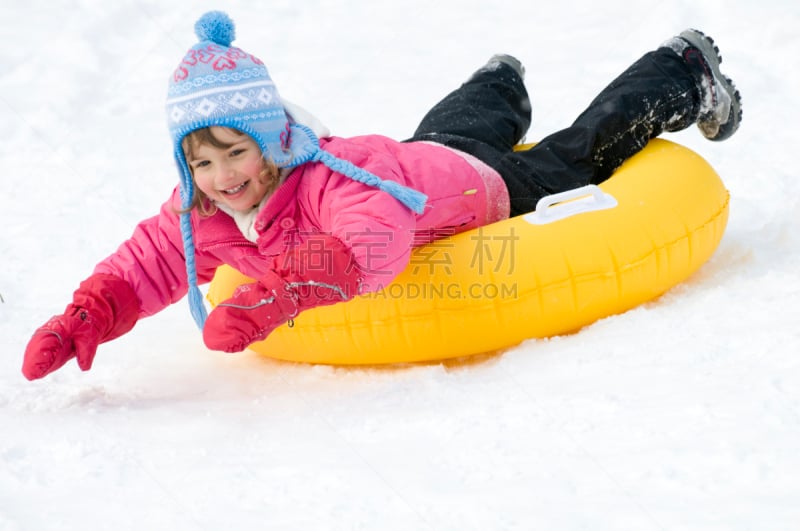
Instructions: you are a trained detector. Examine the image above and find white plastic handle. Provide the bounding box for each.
[523,185,618,225]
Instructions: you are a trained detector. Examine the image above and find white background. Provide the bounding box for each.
[1,1,798,529]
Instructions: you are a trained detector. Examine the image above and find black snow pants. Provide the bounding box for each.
[406,47,702,216]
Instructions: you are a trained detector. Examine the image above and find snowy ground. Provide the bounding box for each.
[1,1,799,530]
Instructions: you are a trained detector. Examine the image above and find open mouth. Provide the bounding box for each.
[221,180,249,195]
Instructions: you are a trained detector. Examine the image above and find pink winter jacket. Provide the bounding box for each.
[95,135,510,318]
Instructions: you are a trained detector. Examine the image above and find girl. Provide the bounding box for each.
[22,11,741,380]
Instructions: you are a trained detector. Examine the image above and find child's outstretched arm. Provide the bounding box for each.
[22,274,139,380]
[22,189,222,379]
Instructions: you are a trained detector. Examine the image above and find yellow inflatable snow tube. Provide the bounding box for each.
[207,139,729,364]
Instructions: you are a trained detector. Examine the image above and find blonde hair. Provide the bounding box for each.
[180,127,280,216]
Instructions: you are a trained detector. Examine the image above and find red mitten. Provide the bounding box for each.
[203,235,361,353]
[22,274,139,381]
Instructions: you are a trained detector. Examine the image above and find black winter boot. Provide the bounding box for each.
[662,29,742,141]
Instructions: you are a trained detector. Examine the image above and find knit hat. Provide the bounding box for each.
[166,11,427,330]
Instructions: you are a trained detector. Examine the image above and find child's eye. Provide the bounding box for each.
[230,149,246,157]
[192,160,210,169]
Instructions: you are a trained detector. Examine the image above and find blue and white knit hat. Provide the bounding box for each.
[167,11,427,330]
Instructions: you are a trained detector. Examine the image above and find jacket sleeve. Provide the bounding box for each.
[317,158,418,294]
[93,189,223,318]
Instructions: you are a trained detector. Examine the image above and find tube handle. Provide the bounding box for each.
[524,185,618,225]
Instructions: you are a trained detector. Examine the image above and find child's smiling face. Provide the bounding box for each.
[187,126,272,213]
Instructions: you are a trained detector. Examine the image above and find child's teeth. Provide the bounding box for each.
[225,183,245,194]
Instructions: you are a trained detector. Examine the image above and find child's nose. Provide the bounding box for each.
[218,162,235,179]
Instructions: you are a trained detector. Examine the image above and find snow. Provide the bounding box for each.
[1,0,799,529]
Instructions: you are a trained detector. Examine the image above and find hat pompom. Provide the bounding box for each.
[194,11,235,46]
